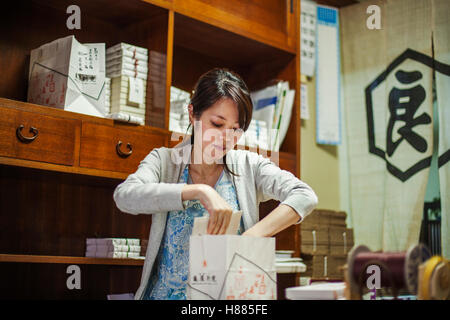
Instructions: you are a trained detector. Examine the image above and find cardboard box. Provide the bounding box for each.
[300,227,329,255]
[301,254,346,280]
[328,228,354,256]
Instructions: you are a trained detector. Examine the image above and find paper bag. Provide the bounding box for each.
[27,35,106,117]
[187,235,277,300]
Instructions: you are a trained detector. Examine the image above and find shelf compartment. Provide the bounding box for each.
[1,0,170,127]
[147,0,297,53]
[172,13,295,92]
[0,164,152,257]
[171,12,298,157]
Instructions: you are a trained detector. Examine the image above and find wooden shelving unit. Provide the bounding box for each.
[0,0,358,299]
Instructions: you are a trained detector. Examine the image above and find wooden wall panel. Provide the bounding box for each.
[0,165,151,256]
[0,263,142,299]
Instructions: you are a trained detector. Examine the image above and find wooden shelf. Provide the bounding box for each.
[0,156,129,181]
[0,254,304,275]
[0,254,145,266]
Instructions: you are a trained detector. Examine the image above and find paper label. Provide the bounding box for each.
[128,77,144,104]
[301,83,310,120]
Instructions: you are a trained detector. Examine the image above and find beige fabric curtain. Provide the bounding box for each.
[433,0,450,258]
[340,0,436,252]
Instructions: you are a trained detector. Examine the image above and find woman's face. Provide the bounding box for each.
[189,97,243,163]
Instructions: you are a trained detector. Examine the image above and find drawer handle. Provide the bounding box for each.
[16,125,39,143]
[116,141,133,158]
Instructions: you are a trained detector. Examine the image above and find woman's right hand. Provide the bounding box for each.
[197,184,233,235]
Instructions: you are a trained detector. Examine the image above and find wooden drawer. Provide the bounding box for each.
[0,108,78,165]
[80,122,167,173]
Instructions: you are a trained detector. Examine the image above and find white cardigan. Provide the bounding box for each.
[113,137,318,299]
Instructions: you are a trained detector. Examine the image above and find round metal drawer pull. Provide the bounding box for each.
[16,125,39,143]
[116,141,133,158]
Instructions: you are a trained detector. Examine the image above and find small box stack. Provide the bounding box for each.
[104,77,111,114]
[169,86,191,133]
[106,43,148,124]
[146,51,167,128]
[300,209,354,280]
[85,238,145,259]
[275,250,306,273]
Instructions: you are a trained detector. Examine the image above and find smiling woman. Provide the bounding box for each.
[113,68,318,300]
[187,68,252,170]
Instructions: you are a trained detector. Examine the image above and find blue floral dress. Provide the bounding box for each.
[143,165,242,300]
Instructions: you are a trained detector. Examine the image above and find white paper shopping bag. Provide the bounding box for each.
[187,235,277,300]
[27,35,106,118]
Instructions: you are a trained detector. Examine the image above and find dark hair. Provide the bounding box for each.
[186,68,253,176]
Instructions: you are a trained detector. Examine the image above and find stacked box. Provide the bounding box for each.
[301,254,326,278]
[300,227,329,255]
[300,209,354,280]
[301,255,347,279]
[329,211,347,228]
[329,227,354,256]
[169,86,191,133]
[146,51,167,128]
[109,75,147,116]
[328,255,347,279]
[301,209,347,229]
[104,77,111,114]
[85,238,144,259]
[106,43,148,124]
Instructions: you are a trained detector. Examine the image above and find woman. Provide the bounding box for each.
[113,68,318,300]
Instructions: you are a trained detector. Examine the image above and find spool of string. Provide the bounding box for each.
[346,244,431,299]
[352,252,407,292]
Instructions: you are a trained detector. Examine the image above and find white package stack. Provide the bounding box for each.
[85,238,144,259]
[285,282,346,300]
[86,238,140,246]
[169,86,191,134]
[106,43,148,124]
[104,77,111,114]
